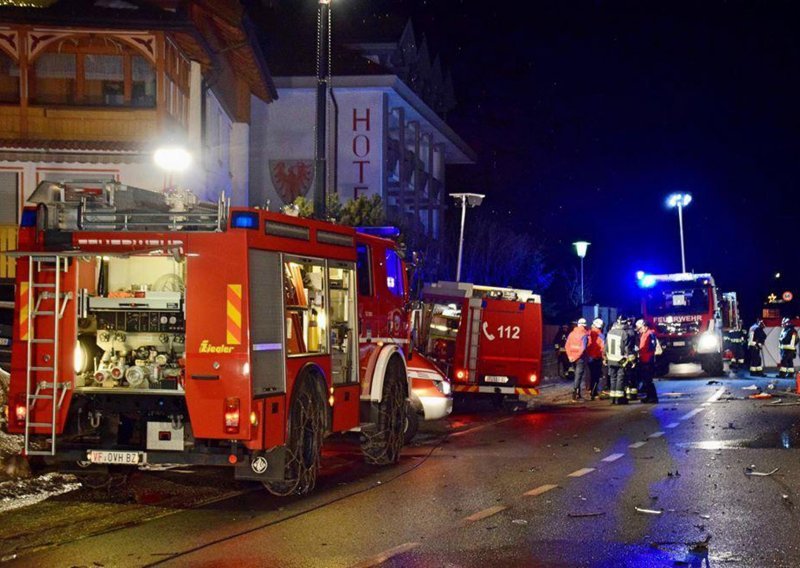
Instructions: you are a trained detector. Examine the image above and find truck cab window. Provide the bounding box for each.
[385,248,405,298]
[356,244,372,297]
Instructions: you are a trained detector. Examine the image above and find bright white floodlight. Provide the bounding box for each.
[154,146,192,173]
[666,192,692,272]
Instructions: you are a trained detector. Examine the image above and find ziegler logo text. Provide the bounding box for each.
[199,340,235,354]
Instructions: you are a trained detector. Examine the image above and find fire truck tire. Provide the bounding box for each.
[701,355,724,377]
[263,373,326,496]
[403,402,419,444]
[361,356,406,465]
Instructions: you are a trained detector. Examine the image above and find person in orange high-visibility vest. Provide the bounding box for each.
[566,318,590,401]
[635,319,659,403]
[586,318,606,400]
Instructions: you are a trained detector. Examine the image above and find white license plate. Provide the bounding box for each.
[88,450,145,465]
[484,375,509,384]
[672,341,685,347]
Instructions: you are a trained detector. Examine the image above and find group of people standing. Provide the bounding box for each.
[554,316,659,404]
[745,317,798,378]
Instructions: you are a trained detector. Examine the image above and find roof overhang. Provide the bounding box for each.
[273,75,476,165]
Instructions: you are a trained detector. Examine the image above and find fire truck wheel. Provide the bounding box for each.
[361,356,406,465]
[702,355,724,377]
[403,402,419,444]
[263,374,326,497]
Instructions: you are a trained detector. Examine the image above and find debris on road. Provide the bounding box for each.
[667,470,681,478]
[511,519,528,525]
[635,506,664,515]
[698,514,711,520]
[749,392,773,399]
[744,466,779,477]
[707,380,723,385]
[567,511,605,518]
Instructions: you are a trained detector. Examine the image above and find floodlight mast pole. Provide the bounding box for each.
[677,200,686,273]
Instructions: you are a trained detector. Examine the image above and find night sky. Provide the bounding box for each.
[262,1,800,322]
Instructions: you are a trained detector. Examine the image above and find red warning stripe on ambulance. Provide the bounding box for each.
[19,282,29,341]
[226,284,242,345]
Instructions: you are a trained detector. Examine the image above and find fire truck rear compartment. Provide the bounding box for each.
[75,254,186,395]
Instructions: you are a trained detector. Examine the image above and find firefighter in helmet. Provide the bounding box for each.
[777,317,798,378]
[566,318,590,401]
[635,319,659,403]
[605,315,636,405]
[747,319,767,377]
[586,318,606,400]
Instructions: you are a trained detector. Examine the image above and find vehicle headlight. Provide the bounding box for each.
[435,380,451,396]
[698,332,719,352]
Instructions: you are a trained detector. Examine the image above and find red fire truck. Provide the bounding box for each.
[6,180,412,495]
[416,281,542,407]
[638,272,725,375]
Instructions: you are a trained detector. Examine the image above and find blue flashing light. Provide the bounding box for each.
[355,226,401,238]
[640,275,657,288]
[636,270,645,280]
[20,208,37,228]
[230,211,259,229]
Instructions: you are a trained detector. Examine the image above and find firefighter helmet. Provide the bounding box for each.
[592,318,604,329]
[635,319,646,330]
[783,317,792,326]
[577,318,588,327]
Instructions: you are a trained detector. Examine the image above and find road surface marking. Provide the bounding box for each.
[567,468,596,477]
[707,387,726,402]
[649,431,665,438]
[524,484,559,497]
[681,408,704,420]
[629,441,647,448]
[450,416,515,438]
[601,453,624,463]
[464,505,508,522]
[701,402,711,407]
[351,542,421,568]
[666,422,679,428]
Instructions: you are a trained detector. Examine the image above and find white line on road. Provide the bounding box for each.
[707,387,726,403]
[351,542,422,568]
[524,484,559,497]
[701,402,711,407]
[449,416,515,438]
[681,408,704,420]
[666,422,679,428]
[567,468,596,477]
[649,431,665,438]
[601,453,625,463]
[629,441,647,448]
[464,505,508,522]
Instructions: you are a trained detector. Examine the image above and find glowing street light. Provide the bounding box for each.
[667,192,691,273]
[450,192,485,282]
[573,240,590,305]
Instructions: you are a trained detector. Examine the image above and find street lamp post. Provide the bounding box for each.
[573,241,590,305]
[450,193,485,282]
[313,0,332,218]
[667,192,692,273]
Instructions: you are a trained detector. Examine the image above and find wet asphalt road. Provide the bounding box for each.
[5,370,800,567]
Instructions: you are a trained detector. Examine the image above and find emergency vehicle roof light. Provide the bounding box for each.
[231,211,259,229]
[638,274,657,288]
[356,226,401,238]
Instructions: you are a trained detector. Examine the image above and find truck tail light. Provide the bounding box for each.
[224,397,240,434]
[455,369,468,381]
[14,395,27,427]
[529,373,538,384]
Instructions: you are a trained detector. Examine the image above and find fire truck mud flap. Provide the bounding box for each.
[235,446,287,482]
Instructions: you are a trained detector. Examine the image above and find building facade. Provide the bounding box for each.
[0,0,276,278]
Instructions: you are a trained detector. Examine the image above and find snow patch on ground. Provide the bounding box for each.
[0,472,81,513]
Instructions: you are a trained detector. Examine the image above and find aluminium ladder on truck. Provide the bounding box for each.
[22,254,72,456]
